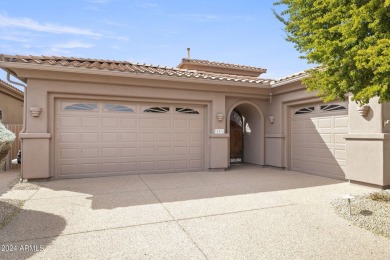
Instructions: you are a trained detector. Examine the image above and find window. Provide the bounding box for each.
[104,104,134,112]
[320,104,347,112]
[143,107,169,113]
[64,103,98,111]
[176,108,199,114]
[294,107,314,115]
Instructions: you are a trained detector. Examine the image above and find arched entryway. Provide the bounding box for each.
[227,101,265,166]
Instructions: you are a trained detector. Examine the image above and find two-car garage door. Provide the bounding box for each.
[291,103,348,179]
[55,100,205,178]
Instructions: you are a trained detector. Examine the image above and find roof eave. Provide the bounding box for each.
[0,62,272,89]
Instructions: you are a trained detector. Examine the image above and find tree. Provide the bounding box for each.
[274,0,390,104]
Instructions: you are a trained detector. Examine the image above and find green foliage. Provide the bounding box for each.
[0,123,16,171]
[274,0,390,104]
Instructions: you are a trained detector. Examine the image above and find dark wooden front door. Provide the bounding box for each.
[230,110,243,163]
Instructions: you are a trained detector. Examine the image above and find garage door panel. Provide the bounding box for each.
[189,147,202,156]
[318,118,332,128]
[122,132,137,142]
[139,161,155,171]
[56,100,205,178]
[335,149,346,160]
[121,162,138,172]
[157,161,171,170]
[319,133,332,142]
[157,119,171,128]
[101,147,120,157]
[59,116,80,127]
[121,118,137,127]
[305,118,317,128]
[334,134,346,144]
[139,147,155,156]
[174,133,187,142]
[81,163,100,174]
[121,147,137,157]
[102,163,120,173]
[140,133,155,142]
[101,132,120,142]
[318,148,334,160]
[173,160,188,169]
[81,148,99,159]
[174,119,188,129]
[157,146,171,156]
[190,160,202,169]
[174,147,188,156]
[190,119,203,128]
[305,134,318,143]
[60,148,79,159]
[140,118,155,128]
[81,132,99,143]
[102,117,119,127]
[81,117,100,127]
[334,117,348,127]
[291,103,348,179]
[60,164,79,175]
[157,133,172,142]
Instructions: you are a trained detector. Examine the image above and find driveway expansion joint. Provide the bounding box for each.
[137,174,209,260]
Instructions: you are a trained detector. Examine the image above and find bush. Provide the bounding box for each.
[0,123,16,171]
[369,191,390,202]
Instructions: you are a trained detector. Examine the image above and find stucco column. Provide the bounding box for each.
[209,95,229,170]
[345,97,390,188]
[21,81,51,179]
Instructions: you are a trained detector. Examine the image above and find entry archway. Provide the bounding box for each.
[227,100,265,166]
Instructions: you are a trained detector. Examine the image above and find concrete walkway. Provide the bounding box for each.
[0,165,389,259]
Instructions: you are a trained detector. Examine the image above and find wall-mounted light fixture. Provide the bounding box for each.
[357,105,370,117]
[30,106,42,117]
[269,115,275,124]
[216,112,224,121]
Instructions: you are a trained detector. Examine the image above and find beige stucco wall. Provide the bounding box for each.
[0,91,23,125]
[6,64,390,188]
[17,69,270,179]
[266,81,321,168]
[345,97,390,188]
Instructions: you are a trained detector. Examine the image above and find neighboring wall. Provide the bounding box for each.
[0,88,24,124]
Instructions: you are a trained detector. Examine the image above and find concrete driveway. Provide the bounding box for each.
[0,165,389,259]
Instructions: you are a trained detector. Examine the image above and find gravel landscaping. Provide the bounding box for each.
[8,177,40,190]
[332,190,390,238]
[0,199,23,229]
[0,174,39,230]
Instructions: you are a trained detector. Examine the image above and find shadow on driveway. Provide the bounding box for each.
[0,200,66,260]
[34,165,344,210]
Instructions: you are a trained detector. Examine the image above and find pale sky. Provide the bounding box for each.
[0,0,314,88]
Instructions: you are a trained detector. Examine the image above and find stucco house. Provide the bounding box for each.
[0,79,24,125]
[0,54,388,188]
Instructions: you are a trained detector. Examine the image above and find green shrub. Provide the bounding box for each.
[0,123,16,171]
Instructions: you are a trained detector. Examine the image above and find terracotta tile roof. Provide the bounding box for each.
[0,54,272,86]
[270,70,308,86]
[0,78,24,97]
[178,58,267,73]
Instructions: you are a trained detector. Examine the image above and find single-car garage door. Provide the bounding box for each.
[291,103,348,179]
[55,100,205,178]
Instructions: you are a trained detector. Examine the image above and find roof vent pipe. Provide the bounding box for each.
[187,48,191,59]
